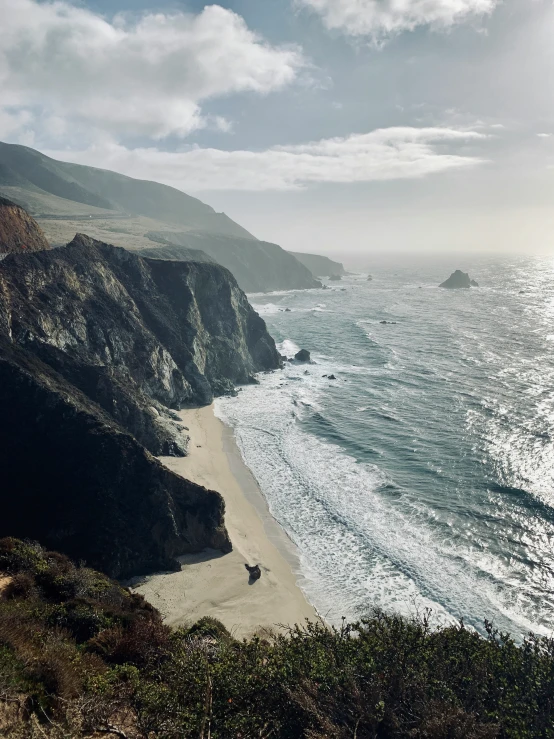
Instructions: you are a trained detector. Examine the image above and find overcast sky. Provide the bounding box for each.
[1,0,553,254]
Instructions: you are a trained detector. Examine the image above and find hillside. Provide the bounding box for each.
[0,233,280,456]
[0,227,281,575]
[0,196,50,254]
[0,141,319,291]
[289,250,346,277]
[142,231,321,293]
[0,347,231,577]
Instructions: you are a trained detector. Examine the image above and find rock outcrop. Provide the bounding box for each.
[0,230,281,576]
[0,339,230,578]
[439,270,479,289]
[0,234,280,455]
[0,196,50,254]
[295,349,311,362]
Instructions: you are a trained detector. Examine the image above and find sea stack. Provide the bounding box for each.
[439,270,479,289]
[0,197,50,254]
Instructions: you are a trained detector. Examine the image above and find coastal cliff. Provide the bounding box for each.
[0,341,230,578]
[0,226,280,575]
[0,196,50,254]
[142,232,322,293]
[288,250,345,278]
[0,141,320,293]
[0,233,281,455]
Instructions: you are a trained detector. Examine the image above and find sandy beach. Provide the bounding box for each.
[130,404,317,638]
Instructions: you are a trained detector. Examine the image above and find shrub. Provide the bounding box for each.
[1,539,554,738]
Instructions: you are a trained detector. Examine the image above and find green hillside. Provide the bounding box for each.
[0,141,321,292]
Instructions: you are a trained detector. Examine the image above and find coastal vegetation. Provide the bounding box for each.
[1,538,553,738]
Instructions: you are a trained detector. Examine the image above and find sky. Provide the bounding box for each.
[1,0,554,254]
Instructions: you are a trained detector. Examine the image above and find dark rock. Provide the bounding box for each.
[367,275,373,281]
[295,349,311,362]
[0,340,231,579]
[0,197,50,254]
[379,320,397,325]
[245,563,261,581]
[439,270,478,289]
[328,374,337,380]
[470,279,479,287]
[0,235,280,455]
[284,308,291,312]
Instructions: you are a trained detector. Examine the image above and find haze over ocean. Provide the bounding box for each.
[216,255,554,639]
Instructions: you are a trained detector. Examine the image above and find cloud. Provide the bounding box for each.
[296,0,499,40]
[0,0,304,142]
[537,133,552,138]
[46,127,487,192]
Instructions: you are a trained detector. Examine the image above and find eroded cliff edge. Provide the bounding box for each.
[0,196,50,254]
[0,340,231,578]
[0,233,281,455]
[0,230,280,576]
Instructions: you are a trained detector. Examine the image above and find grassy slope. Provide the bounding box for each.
[0,142,253,239]
[0,142,322,292]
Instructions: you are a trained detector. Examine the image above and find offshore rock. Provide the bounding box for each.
[439,270,478,289]
[295,349,311,362]
[0,196,50,254]
[0,234,280,455]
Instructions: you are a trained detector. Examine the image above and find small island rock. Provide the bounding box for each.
[295,349,311,362]
[245,563,261,581]
[439,270,478,289]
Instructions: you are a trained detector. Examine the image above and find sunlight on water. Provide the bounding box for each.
[217,255,554,640]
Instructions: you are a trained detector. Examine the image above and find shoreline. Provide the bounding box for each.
[130,403,317,638]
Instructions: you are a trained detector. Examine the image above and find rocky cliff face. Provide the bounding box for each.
[0,340,230,578]
[0,230,281,577]
[439,270,479,289]
[0,196,50,254]
[0,233,281,455]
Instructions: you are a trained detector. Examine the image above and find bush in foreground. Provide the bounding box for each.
[0,537,553,738]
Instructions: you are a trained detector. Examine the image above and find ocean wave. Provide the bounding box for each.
[227,257,554,639]
[216,370,552,637]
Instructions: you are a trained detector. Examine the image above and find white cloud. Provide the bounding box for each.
[296,0,499,40]
[0,0,304,142]
[46,127,487,191]
[537,133,552,138]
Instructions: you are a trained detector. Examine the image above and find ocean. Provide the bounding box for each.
[215,254,554,639]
